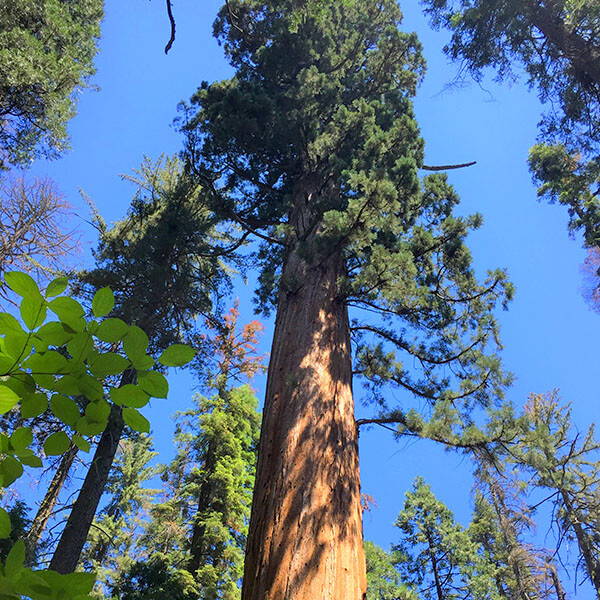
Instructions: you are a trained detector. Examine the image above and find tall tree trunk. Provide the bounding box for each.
[26,444,78,557]
[187,441,216,575]
[49,402,125,574]
[242,193,366,600]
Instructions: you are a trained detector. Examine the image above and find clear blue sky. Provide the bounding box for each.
[22,0,599,589]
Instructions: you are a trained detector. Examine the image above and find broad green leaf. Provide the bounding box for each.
[95,318,128,343]
[0,434,8,452]
[0,353,14,374]
[20,454,42,468]
[25,351,68,374]
[0,456,23,486]
[72,434,90,453]
[50,395,80,427]
[110,384,149,408]
[5,540,25,575]
[92,287,115,318]
[90,352,129,378]
[48,297,85,331]
[122,407,150,433]
[20,393,47,419]
[77,375,103,401]
[85,399,110,424]
[20,295,46,330]
[3,373,35,397]
[130,353,154,370]
[138,370,169,398]
[60,571,97,595]
[10,427,32,452]
[43,432,70,456]
[4,330,32,361]
[123,326,149,358]
[0,507,10,538]
[52,375,80,395]
[0,385,19,414]
[67,332,94,362]
[76,416,106,437]
[4,272,39,298]
[0,313,22,335]
[45,277,68,298]
[158,344,196,367]
[36,321,73,346]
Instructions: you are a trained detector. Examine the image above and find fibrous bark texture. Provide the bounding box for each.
[242,195,366,600]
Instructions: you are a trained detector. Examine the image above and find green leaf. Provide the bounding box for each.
[0,313,22,335]
[77,375,103,401]
[84,399,110,424]
[95,318,128,343]
[158,344,196,367]
[10,427,32,452]
[66,332,94,362]
[5,540,25,575]
[45,277,68,298]
[4,272,40,298]
[0,385,19,414]
[52,375,80,396]
[47,297,85,331]
[21,393,47,419]
[110,384,149,408]
[60,572,96,595]
[138,370,169,398]
[50,395,80,427]
[123,325,149,358]
[20,295,47,330]
[20,454,42,468]
[25,350,68,374]
[43,432,70,456]
[92,287,115,318]
[72,434,90,453]
[36,321,74,346]
[122,407,150,433]
[4,330,32,361]
[0,507,10,538]
[0,456,23,487]
[90,352,130,378]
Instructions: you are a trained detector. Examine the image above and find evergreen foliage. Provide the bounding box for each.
[181,0,513,437]
[364,541,416,600]
[394,477,500,600]
[0,0,103,167]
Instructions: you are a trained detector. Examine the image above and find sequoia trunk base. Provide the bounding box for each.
[242,237,366,600]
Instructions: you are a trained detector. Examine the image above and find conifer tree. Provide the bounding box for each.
[364,541,416,600]
[0,0,103,167]
[422,0,600,248]
[181,2,512,596]
[394,477,500,600]
[511,394,600,594]
[112,307,263,600]
[49,157,230,574]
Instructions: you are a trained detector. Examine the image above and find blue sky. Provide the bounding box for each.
[21,0,600,589]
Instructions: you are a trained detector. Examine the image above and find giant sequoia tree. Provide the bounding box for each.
[182,1,511,598]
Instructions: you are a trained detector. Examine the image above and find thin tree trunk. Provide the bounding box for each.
[187,441,216,575]
[26,444,78,556]
[242,190,366,600]
[560,489,600,595]
[49,400,126,574]
[425,531,445,600]
[546,559,566,600]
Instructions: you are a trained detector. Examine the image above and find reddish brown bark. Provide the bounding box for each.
[242,191,366,600]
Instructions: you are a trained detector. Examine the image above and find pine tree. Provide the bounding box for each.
[49,156,230,574]
[0,0,103,167]
[364,541,416,600]
[512,393,600,594]
[112,306,263,600]
[181,2,512,596]
[394,477,500,600]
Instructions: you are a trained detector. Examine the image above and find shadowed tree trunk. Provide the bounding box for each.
[26,444,78,556]
[49,403,125,574]
[242,193,366,600]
